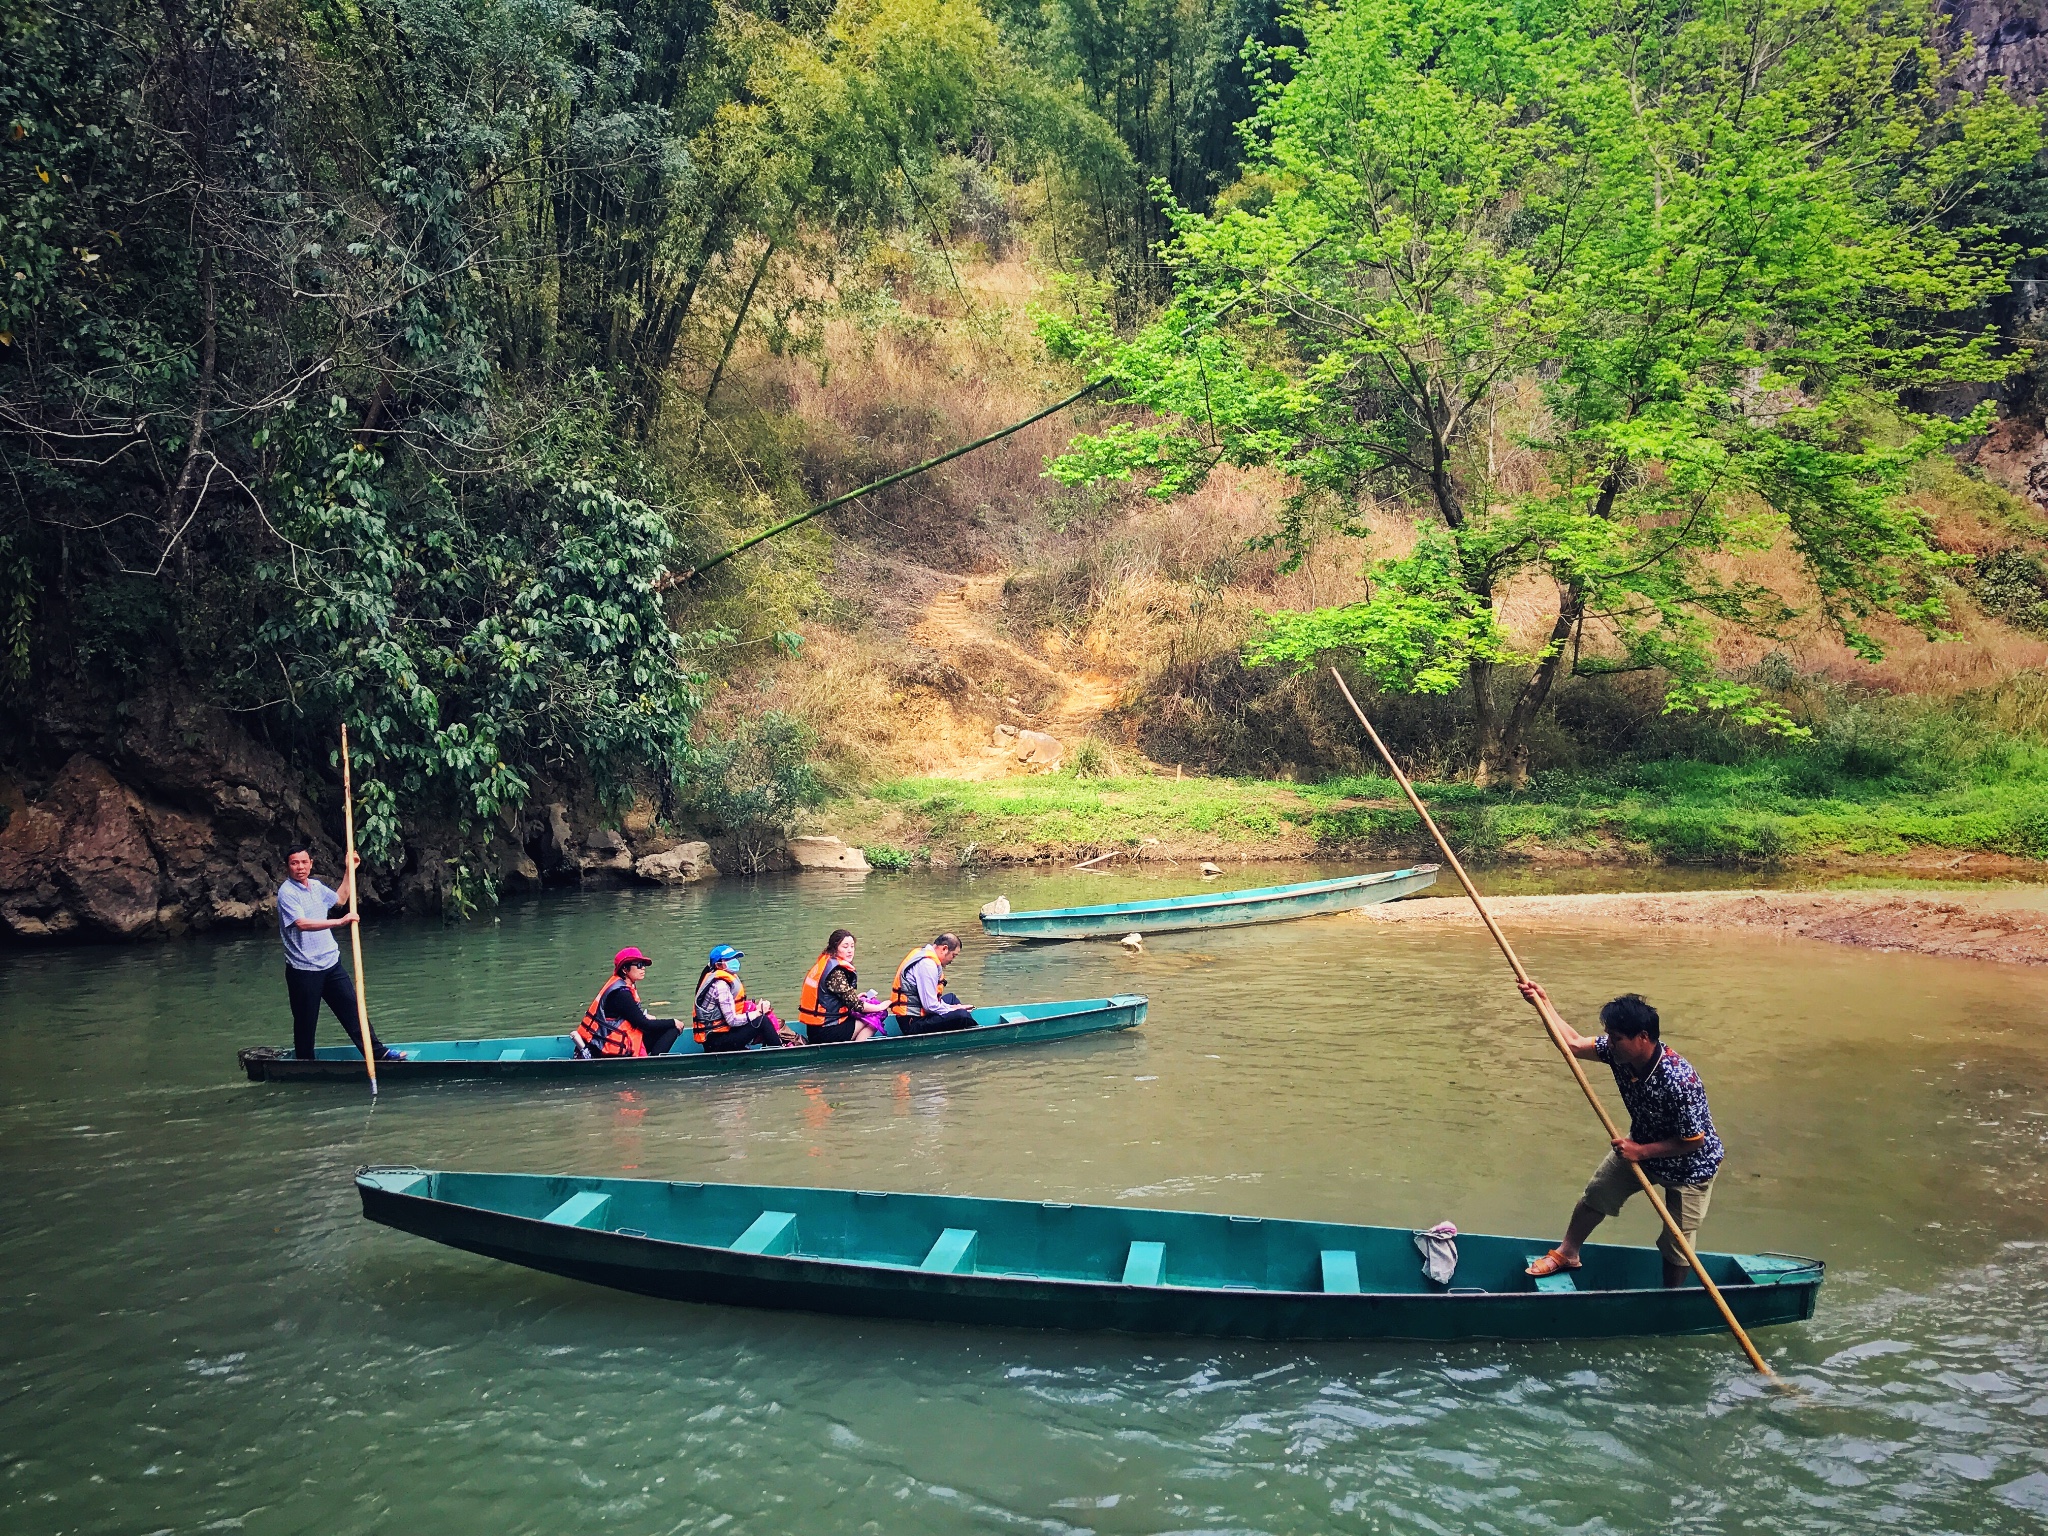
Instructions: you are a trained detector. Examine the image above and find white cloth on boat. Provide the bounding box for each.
[1413,1221,1459,1285]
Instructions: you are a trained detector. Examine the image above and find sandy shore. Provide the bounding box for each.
[1358,888,2048,966]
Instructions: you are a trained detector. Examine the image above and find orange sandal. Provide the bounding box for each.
[1525,1248,1583,1278]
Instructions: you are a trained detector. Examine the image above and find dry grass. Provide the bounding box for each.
[725,257,1115,574]
[688,248,2048,787]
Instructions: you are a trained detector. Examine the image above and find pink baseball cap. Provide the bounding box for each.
[614,947,652,969]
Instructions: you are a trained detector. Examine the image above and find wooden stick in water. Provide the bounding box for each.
[1328,669,1773,1378]
[339,724,378,1098]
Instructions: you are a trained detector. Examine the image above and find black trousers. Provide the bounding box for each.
[900,1006,977,1035]
[806,1019,859,1044]
[641,1021,684,1056]
[286,964,387,1060]
[700,1015,784,1052]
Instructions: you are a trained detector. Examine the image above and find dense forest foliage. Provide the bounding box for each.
[1046,0,2042,786]
[1,0,1117,859]
[2,0,2043,879]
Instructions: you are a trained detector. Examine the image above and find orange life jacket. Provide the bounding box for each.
[799,954,855,1035]
[692,965,747,1045]
[890,945,944,1018]
[577,977,646,1058]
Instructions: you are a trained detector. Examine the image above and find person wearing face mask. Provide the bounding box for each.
[1519,983,1725,1288]
[693,945,802,1051]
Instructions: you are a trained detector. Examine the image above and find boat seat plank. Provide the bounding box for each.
[732,1210,799,1256]
[1732,1254,1822,1286]
[1320,1250,1361,1295]
[1122,1241,1165,1287]
[543,1192,611,1229]
[1526,1257,1577,1294]
[921,1228,979,1274]
[497,1049,525,1061]
[998,1011,1028,1024]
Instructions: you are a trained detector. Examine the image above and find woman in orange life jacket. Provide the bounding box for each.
[799,929,880,1044]
[574,948,686,1058]
[693,945,802,1052]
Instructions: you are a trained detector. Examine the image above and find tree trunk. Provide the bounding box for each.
[161,239,217,582]
[1479,583,1585,790]
[1468,658,1502,787]
[691,241,773,457]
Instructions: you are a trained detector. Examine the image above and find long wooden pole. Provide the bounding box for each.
[339,724,378,1098]
[1328,669,1772,1377]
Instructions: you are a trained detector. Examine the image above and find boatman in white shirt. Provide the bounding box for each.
[276,848,402,1063]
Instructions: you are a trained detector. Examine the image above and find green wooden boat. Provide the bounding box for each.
[980,864,1440,940]
[240,995,1145,1084]
[355,1169,1824,1343]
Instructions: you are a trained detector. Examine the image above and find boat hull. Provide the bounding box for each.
[982,866,1439,939]
[241,996,1144,1083]
[357,1171,1823,1344]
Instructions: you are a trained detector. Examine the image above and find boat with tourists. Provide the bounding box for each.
[240,995,1145,1083]
[355,1169,1824,1342]
[979,864,1440,940]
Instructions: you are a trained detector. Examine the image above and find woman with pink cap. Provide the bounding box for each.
[573,947,686,1058]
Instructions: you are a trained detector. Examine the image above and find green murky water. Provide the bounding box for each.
[5,866,2048,1533]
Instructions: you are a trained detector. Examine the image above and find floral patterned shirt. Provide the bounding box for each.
[1594,1038,1724,1186]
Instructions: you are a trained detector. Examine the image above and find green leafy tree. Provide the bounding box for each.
[687,710,826,872]
[252,390,715,863]
[1045,0,2041,785]
[1,0,1055,896]
[992,0,1295,307]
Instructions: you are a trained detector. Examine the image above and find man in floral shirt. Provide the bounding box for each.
[1519,982,1724,1288]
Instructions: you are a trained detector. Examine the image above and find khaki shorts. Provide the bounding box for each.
[1581,1151,1714,1266]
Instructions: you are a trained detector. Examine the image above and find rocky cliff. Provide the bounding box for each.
[1942,0,2047,102]
[0,694,339,939]
[0,690,728,942]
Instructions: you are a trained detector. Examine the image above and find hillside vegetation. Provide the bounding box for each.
[3,0,2047,921]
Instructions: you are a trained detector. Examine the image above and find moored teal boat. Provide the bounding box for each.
[356,1169,1824,1343]
[980,864,1439,940]
[241,995,1144,1083]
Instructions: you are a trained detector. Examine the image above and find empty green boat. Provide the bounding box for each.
[356,1169,1824,1343]
[241,995,1145,1083]
[980,865,1440,940]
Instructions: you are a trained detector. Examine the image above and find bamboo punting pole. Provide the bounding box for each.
[339,724,378,1098]
[1329,669,1773,1377]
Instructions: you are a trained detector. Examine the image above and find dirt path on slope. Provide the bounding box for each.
[1358,889,2048,966]
[914,576,1121,741]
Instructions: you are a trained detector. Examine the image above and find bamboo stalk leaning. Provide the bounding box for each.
[1328,668,1773,1378]
[339,724,378,1099]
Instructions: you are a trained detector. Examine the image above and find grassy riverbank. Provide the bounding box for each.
[822,745,2048,871]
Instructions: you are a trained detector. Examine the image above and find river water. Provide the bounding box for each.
[5,865,2048,1534]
